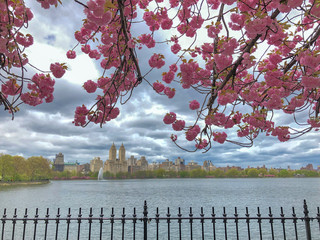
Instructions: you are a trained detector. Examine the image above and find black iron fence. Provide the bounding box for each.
[1,200,320,240]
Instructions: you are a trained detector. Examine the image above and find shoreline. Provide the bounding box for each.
[0,180,50,187]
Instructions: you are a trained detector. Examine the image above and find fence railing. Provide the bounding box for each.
[1,200,320,240]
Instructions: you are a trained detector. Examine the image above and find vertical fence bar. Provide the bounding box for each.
[143,201,148,240]
[1,209,6,240]
[303,200,312,240]
[22,208,27,240]
[55,208,60,240]
[246,207,251,240]
[212,207,216,240]
[257,207,262,240]
[292,207,298,240]
[121,208,126,240]
[178,207,182,240]
[33,208,38,240]
[77,208,82,240]
[280,207,286,240]
[223,207,227,240]
[317,207,320,235]
[155,207,159,240]
[110,208,114,240]
[99,208,104,240]
[200,207,205,240]
[88,207,93,240]
[132,208,136,240]
[189,207,193,240]
[167,207,171,240]
[110,207,115,240]
[234,207,239,240]
[269,207,274,240]
[44,208,49,240]
[66,208,71,240]
[11,208,17,240]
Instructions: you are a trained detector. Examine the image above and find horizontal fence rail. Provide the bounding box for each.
[1,200,320,240]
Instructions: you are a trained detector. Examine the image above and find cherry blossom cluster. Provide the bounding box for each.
[0,0,65,114]
[1,0,320,152]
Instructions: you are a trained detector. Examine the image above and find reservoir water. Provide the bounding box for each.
[0,178,320,239]
[1,178,320,210]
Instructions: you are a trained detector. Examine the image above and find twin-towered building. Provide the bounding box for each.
[90,143,148,174]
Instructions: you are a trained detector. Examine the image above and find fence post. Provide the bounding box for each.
[143,200,148,240]
[303,199,312,240]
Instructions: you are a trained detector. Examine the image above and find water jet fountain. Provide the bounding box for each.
[98,167,104,180]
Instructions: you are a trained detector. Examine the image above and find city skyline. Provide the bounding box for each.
[1,2,320,169]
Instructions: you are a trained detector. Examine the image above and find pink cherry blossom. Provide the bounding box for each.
[189,100,200,110]
[171,43,181,54]
[162,71,175,84]
[164,87,175,98]
[139,34,155,48]
[195,139,208,149]
[50,63,66,78]
[301,76,320,89]
[271,127,290,142]
[83,80,98,93]
[149,53,165,69]
[153,82,165,93]
[163,112,176,124]
[213,132,227,144]
[186,125,200,141]
[66,50,76,59]
[169,64,178,72]
[172,120,185,131]
[73,105,89,126]
[1,79,21,96]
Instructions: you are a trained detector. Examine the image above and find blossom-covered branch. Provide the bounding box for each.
[1,0,320,152]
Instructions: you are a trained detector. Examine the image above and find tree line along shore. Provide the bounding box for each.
[1,154,319,184]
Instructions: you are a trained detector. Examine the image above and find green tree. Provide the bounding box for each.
[154,169,166,178]
[210,169,225,178]
[0,155,15,181]
[247,168,259,178]
[258,168,268,177]
[278,169,294,178]
[225,168,240,178]
[189,168,207,178]
[179,171,190,178]
[12,155,28,181]
[268,168,279,177]
[26,156,51,180]
[295,170,319,177]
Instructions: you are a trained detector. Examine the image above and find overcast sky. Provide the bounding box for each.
[1,1,319,169]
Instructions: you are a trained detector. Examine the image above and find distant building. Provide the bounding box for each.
[202,160,216,171]
[78,163,90,175]
[148,162,159,171]
[90,157,103,172]
[127,155,137,166]
[104,143,128,174]
[185,160,201,171]
[160,159,174,171]
[64,161,79,172]
[53,153,64,172]
[136,156,148,171]
[174,157,185,171]
[301,164,314,171]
